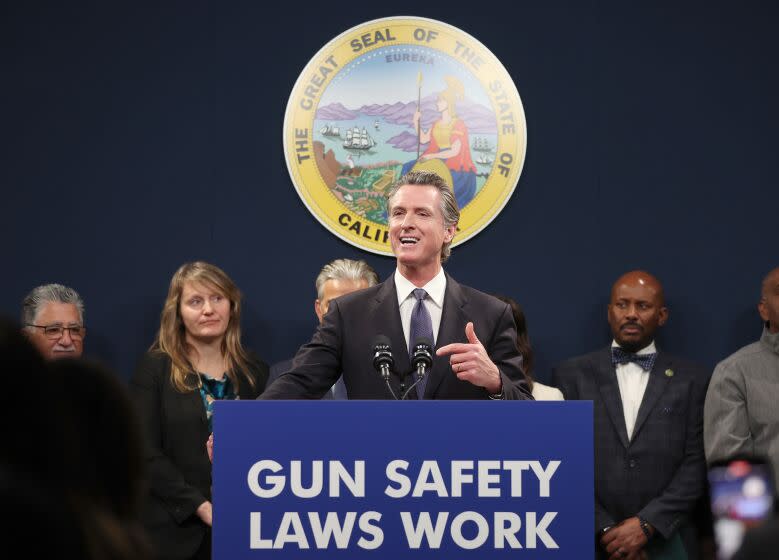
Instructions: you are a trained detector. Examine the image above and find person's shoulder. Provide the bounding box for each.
[447,278,505,310]
[556,348,605,371]
[658,351,706,376]
[717,339,765,369]
[707,339,764,386]
[332,280,386,310]
[130,349,170,383]
[550,349,605,397]
[135,349,169,370]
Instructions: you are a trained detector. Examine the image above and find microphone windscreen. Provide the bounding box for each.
[373,334,392,349]
[412,337,433,351]
[411,337,434,368]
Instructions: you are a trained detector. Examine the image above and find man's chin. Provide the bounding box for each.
[396,253,421,267]
[616,338,649,353]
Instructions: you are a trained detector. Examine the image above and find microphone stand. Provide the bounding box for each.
[385,377,399,400]
[401,375,424,400]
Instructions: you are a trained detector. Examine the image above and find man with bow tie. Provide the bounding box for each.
[553,271,707,560]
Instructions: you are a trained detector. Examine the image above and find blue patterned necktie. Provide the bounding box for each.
[409,288,434,398]
[611,347,657,372]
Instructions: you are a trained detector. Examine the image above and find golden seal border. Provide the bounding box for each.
[283,16,527,255]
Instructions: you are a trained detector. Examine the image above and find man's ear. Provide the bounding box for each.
[315,299,324,323]
[658,306,669,327]
[759,300,769,323]
[443,224,457,243]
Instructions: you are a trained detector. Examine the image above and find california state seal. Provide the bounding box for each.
[283,16,527,255]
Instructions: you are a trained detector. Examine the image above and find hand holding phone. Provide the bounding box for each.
[708,456,776,560]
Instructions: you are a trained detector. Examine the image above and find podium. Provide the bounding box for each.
[213,400,593,559]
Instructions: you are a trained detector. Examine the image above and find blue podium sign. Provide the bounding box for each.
[213,401,593,559]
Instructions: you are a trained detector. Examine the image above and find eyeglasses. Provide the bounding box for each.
[26,324,86,340]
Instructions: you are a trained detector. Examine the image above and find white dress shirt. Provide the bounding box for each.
[395,268,446,350]
[612,340,656,440]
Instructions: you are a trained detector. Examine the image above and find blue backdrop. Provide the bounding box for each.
[2,1,777,383]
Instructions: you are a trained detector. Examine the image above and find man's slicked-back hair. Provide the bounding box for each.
[315,259,379,300]
[386,170,460,263]
[22,284,85,327]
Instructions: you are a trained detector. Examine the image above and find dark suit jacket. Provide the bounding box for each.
[261,273,532,400]
[268,358,348,399]
[130,351,268,560]
[552,347,706,540]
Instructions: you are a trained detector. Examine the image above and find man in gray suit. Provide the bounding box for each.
[704,266,779,489]
[553,271,706,560]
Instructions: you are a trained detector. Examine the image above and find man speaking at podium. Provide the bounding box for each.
[261,171,532,400]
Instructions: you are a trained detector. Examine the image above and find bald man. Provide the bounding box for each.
[553,271,706,560]
[704,267,779,490]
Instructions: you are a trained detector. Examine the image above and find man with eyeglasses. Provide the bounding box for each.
[22,283,86,360]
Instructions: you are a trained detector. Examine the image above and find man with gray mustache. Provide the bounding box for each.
[21,283,86,360]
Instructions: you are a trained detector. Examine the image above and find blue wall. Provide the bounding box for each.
[3,1,777,383]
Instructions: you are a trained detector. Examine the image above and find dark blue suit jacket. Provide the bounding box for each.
[552,347,707,540]
[268,358,348,399]
[261,273,532,400]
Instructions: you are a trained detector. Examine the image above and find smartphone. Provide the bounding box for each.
[708,456,776,560]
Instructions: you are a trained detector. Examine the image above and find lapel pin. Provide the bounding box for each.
[665,369,674,378]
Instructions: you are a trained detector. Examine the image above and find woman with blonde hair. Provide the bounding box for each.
[130,261,268,560]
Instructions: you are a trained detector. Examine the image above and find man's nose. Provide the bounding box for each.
[58,328,74,346]
[625,304,639,318]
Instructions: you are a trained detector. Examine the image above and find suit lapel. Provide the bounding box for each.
[182,373,208,428]
[424,273,466,398]
[631,353,672,440]
[594,349,630,448]
[373,277,414,396]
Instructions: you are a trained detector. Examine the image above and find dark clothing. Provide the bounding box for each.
[552,348,707,546]
[268,358,348,399]
[261,273,532,400]
[733,517,779,560]
[130,351,268,560]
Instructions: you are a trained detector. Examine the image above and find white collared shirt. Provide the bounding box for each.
[395,268,446,350]
[612,340,656,440]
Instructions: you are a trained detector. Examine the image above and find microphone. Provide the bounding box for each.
[411,337,433,384]
[372,335,394,382]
